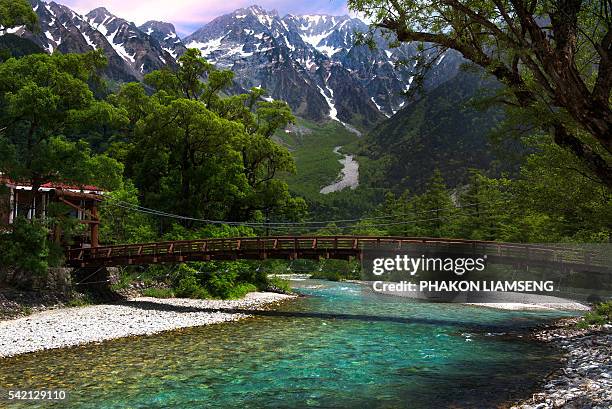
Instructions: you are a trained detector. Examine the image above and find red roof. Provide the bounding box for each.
[39,181,104,192]
[0,175,105,193]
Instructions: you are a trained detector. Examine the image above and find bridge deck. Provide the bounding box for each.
[66,236,610,273]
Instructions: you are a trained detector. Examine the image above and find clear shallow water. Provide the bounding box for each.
[0,280,573,408]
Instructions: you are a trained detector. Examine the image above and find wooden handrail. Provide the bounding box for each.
[65,235,610,272]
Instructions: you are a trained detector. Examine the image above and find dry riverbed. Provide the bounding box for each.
[0,292,294,358]
[319,146,359,194]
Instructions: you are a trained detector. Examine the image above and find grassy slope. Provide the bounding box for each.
[275,118,380,220]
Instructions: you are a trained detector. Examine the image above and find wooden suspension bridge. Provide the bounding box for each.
[67,236,611,274]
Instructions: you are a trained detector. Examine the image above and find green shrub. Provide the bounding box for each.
[205,269,239,299]
[110,268,136,291]
[594,300,612,320]
[237,266,269,290]
[174,274,204,298]
[161,224,254,241]
[225,283,258,299]
[67,296,92,307]
[268,276,292,293]
[577,301,612,328]
[170,262,268,300]
[308,260,360,282]
[142,288,174,298]
[0,218,63,288]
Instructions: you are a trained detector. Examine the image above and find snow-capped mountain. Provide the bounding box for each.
[8,0,137,81]
[283,15,358,57]
[183,6,382,128]
[139,21,187,60]
[3,1,466,129]
[184,6,463,126]
[85,7,177,76]
[7,1,179,81]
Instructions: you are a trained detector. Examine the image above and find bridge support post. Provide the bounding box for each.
[90,204,99,248]
[71,266,121,300]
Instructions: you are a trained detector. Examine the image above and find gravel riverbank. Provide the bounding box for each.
[0,292,294,358]
[511,318,611,409]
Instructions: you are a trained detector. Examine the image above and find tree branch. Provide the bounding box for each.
[552,122,612,187]
[593,28,612,104]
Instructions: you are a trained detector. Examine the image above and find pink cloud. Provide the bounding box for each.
[59,0,351,35]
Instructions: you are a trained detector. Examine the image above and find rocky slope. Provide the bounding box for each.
[139,20,187,60]
[84,6,177,78]
[184,5,464,128]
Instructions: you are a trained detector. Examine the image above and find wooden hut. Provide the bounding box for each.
[0,174,105,247]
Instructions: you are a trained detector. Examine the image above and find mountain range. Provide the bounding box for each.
[3,0,465,130]
[1,0,511,194]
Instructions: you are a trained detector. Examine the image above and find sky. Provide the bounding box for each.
[59,0,352,36]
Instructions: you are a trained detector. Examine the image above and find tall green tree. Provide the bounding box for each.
[113,49,305,227]
[408,170,458,237]
[133,96,250,222]
[99,181,156,245]
[509,135,612,242]
[0,0,37,31]
[456,170,513,240]
[349,0,612,187]
[371,170,458,237]
[0,51,122,193]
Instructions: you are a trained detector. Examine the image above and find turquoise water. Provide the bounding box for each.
[0,280,572,408]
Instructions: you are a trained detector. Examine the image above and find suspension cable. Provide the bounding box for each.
[108,199,507,228]
[106,200,505,231]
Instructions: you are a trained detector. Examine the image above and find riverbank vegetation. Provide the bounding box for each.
[577,301,612,328]
[109,259,293,300]
[358,150,611,242]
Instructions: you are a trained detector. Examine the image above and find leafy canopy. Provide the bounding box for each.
[0,51,123,190]
[0,0,37,31]
[111,48,305,226]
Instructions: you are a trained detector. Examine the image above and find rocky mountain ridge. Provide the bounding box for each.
[5,0,182,82]
[3,1,466,129]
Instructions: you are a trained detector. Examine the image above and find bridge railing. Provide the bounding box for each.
[66,236,610,271]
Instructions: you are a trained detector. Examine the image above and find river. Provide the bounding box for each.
[0,280,571,408]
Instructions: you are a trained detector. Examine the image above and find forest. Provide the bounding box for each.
[0,0,610,296]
